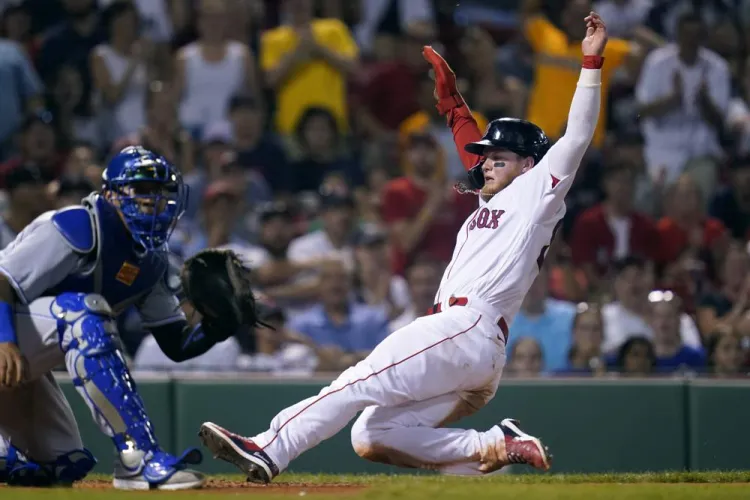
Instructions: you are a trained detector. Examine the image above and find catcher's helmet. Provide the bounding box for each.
[465,118,550,190]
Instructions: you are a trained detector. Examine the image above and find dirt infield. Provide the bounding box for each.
[72,478,367,494]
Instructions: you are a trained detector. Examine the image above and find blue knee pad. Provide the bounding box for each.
[1,445,95,486]
[52,292,200,485]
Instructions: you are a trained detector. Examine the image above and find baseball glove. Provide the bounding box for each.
[180,248,270,341]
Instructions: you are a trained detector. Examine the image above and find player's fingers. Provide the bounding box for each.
[0,355,10,387]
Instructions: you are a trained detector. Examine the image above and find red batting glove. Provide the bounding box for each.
[423,46,464,115]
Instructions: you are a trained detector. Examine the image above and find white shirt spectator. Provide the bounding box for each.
[726,96,750,155]
[178,41,247,134]
[593,0,653,39]
[133,334,242,372]
[99,0,173,42]
[354,0,435,55]
[94,44,147,143]
[635,44,730,184]
[236,344,317,376]
[601,302,702,354]
[288,230,355,272]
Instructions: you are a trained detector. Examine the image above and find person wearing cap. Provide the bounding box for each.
[353,227,411,322]
[0,111,62,188]
[381,132,476,275]
[0,164,53,249]
[174,178,251,258]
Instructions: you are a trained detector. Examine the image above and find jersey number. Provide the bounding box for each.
[536,221,563,270]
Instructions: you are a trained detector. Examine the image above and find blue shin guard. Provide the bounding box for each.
[1,438,95,486]
[53,293,202,485]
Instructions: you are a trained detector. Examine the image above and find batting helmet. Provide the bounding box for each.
[465,118,550,190]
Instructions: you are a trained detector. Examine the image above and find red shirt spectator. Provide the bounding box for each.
[570,162,661,288]
[381,134,476,275]
[656,174,728,264]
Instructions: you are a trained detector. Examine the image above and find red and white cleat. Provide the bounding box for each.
[198,422,279,484]
[499,418,552,471]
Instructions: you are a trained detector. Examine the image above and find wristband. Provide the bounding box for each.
[582,55,604,69]
[0,301,16,344]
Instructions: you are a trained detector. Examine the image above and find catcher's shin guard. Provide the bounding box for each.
[1,437,96,486]
[53,293,202,485]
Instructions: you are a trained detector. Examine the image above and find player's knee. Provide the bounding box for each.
[52,293,118,353]
[350,422,381,462]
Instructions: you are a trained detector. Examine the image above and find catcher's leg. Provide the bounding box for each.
[350,390,551,474]
[200,307,505,482]
[52,293,204,490]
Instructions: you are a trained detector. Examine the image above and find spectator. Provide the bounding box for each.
[388,259,441,333]
[522,0,635,148]
[705,330,745,377]
[0,38,44,160]
[62,140,102,187]
[381,133,476,275]
[229,94,289,194]
[635,12,730,192]
[593,0,654,39]
[236,300,317,375]
[615,336,655,376]
[0,165,52,249]
[0,111,63,187]
[133,81,195,176]
[645,0,736,40]
[37,0,104,144]
[602,256,703,354]
[287,260,390,371]
[709,157,750,241]
[175,0,260,136]
[570,162,660,292]
[50,174,95,208]
[697,241,750,335]
[176,179,250,258]
[506,338,543,378]
[507,266,577,373]
[289,107,362,193]
[647,290,706,372]
[399,74,489,181]
[726,59,750,157]
[91,0,149,145]
[459,27,527,121]
[353,227,411,322]
[564,303,606,375]
[260,0,359,135]
[657,174,728,266]
[353,22,431,139]
[353,0,435,56]
[1,3,38,61]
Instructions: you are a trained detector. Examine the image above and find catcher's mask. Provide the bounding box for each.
[464,118,550,190]
[103,146,188,250]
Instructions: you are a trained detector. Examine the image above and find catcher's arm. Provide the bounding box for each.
[422,46,483,172]
[150,319,218,363]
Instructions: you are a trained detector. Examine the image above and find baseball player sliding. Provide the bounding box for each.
[0,147,263,489]
[199,12,608,480]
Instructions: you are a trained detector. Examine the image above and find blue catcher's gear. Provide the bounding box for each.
[52,292,202,486]
[0,443,95,486]
[102,146,188,250]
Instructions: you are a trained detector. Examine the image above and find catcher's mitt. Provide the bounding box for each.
[180,248,269,341]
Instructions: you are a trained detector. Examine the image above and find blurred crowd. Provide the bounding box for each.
[1,0,749,378]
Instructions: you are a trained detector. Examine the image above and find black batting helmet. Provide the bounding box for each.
[465,118,550,190]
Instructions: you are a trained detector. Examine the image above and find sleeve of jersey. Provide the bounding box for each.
[445,96,484,172]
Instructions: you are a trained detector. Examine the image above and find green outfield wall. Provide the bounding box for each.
[57,377,750,475]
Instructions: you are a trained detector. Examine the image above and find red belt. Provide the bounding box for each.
[427,296,509,343]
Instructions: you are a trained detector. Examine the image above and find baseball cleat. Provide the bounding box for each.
[499,418,552,471]
[112,449,205,490]
[199,422,279,484]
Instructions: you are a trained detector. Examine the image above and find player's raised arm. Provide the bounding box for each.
[422,46,483,172]
[543,12,607,179]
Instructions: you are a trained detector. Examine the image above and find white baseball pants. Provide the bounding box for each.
[251,298,508,474]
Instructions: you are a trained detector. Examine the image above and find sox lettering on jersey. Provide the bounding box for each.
[468,208,505,231]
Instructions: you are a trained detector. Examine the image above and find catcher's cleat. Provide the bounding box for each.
[499,418,552,471]
[199,422,279,484]
[112,449,205,490]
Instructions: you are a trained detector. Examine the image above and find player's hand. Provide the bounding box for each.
[0,342,27,389]
[422,46,458,100]
[581,12,608,57]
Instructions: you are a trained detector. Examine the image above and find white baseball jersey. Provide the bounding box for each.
[435,68,601,325]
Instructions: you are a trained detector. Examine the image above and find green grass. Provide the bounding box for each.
[2,472,750,500]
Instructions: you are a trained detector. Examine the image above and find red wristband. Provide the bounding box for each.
[582,55,604,69]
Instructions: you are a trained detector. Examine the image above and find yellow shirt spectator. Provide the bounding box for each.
[261,19,358,135]
[399,111,489,180]
[525,16,630,148]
